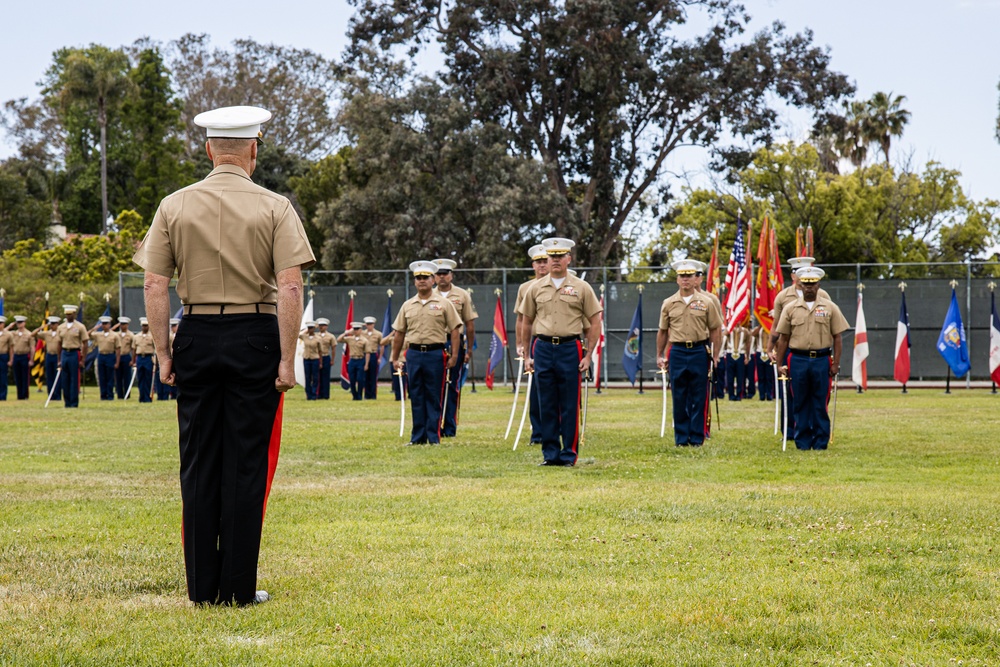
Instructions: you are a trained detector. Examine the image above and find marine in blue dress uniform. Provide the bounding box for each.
[517,238,603,466]
[92,316,121,400]
[391,261,462,445]
[774,267,848,450]
[656,260,723,446]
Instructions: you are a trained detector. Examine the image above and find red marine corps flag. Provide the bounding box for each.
[706,227,720,297]
[340,292,355,390]
[753,216,784,333]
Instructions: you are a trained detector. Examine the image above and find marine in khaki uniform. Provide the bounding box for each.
[391,261,462,445]
[0,316,12,401]
[134,105,315,606]
[693,263,726,400]
[337,322,368,401]
[514,244,549,445]
[432,258,478,437]
[133,317,156,403]
[91,316,122,400]
[517,238,603,466]
[56,304,89,408]
[656,259,723,446]
[315,318,334,399]
[774,266,849,451]
[361,316,383,399]
[36,316,63,402]
[299,322,323,400]
[8,316,34,400]
[115,317,136,399]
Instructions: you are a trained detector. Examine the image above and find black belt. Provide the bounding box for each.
[411,343,445,352]
[137,353,153,357]
[184,303,277,315]
[536,334,580,345]
[350,355,365,359]
[673,339,709,349]
[62,348,80,351]
[790,348,831,358]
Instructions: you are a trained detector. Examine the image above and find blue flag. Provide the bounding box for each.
[378,295,393,374]
[0,293,4,317]
[622,292,643,385]
[937,288,970,377]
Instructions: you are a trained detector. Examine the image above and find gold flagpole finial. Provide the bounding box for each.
[599,284,606,294]
[308,289,315,299]
[104,292,111,302]
[387,289,394,298]
[0,288,5,298]
[468,288,474,295]
[949,279,959,289]
[494,288,501,297]
[348,290,357,300]
[45,291,50,301]
[989,281,996,292]
[637,284,645,294]
[78,292,85,302]
[857,283,865,292]
[898,281,907,292]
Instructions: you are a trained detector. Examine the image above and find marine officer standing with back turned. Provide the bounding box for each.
[517,238,602,467]
[134,105,315,607]
[391,261,462,446]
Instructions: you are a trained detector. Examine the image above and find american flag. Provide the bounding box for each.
[723,217,750,331]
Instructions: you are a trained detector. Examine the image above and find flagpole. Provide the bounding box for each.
[596,284,605,395]
[637,284,644,395]
[899,281,908,394]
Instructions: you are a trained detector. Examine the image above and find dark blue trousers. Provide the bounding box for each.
[392,368,407,401]
[668,344,710,446]
[789,354,833,450]
[756,355,774,401]
[98,353,116,400]
[713,359,726,398]
[303,358,320,400]
[136,355,153,403]
[533,338,583,465]
[116,354,132,398]
[318,354,332,399]
[61,350,81,407]
[364,352,379,399]
[744,357,756,398]
[12,353,30,400]
[46,352,62,401]
[347,358,365,400]
[0,353,8,400]
[529,366,542,443]
[441,339,466,436]
[407,348,447,444]
[726,354,745,400]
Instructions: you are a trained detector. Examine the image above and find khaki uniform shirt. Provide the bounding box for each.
[775,295,850,350]
[698,289,724,325]
[316,331,334,356]
[11,329,34,355]
[57,321,89,350]
[435,285,478,333]
[43,329,62,354]
[118,331,135,356]
[362,329,383,354]
[94,330,122,354]
[133,331,156,355]
[0,330,12,355]
[659,292,723,343]
[299,332,322,360]
[393,294,462,345]
[773,285,831,328]
[338,332,368,358]
[133,164,316,305]
[727,326,750,357]
[518,275,602,337]
[514,279,536,316]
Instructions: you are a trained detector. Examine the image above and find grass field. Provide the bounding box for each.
[1,384,999,666]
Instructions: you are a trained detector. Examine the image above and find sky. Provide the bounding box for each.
[3,0,1000,204]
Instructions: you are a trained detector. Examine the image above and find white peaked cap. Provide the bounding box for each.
[433,258,457,272]
[194,106,272,139]
[671,259,700,274]
[410,261,438,276]
[787,256,815,270]
[528,244,547,261]
[542,237,575,255]
[315,317,330,326]
[363,316,376,324]
[796,266,825,282]
[118,316,131,324]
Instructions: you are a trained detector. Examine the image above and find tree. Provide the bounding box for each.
[0,162,50,251]
[44,45,134,233]
[817,91,910,168]
[27,209,147,283]
[311,74,564,278]
[348,0,853,266]
[863,91,910,165]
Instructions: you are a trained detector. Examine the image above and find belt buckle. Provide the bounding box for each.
[685,341,694,349]
[809,350,817,358]
[551,336,560,345]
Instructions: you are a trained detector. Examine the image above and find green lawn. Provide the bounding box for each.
[1,385,998,666]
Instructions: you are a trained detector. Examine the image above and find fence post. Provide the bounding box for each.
[602,267,609,385]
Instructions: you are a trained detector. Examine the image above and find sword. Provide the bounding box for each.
[124,366,137,400]
[773,361,780,435]
[512,369,533,450]
[779,373,789,451]
[580,367,591,447]
[658,368,668,438]
[829,372,840,445]
[440,366,451,432]
[44,368,62,408]
[712,358,721,431]
[504,356,524,439]
[395,367,406,438]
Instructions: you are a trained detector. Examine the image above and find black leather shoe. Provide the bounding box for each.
[538,460,558,466]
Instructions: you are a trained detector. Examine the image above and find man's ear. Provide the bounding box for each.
[205,140,214,161]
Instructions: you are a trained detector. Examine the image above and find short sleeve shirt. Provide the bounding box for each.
[393,294,462,345]
[94,330,122,354]
[659,292,723,343]
[118,331,135,356]
[43,329,62,354]
[338,332,368,358]
[299,332,323,359]
[0,330,12,355]
[518,275,602,337]
[773,285,830,328]
[316,331,334,356]
[514,279,535,318]
[57,321,89,349]
[775,295,850,349]
[11,329,34,354]
[133,164,316,305]
[362,330,383,354]
[133,331,156,355]
[436,285,478,334]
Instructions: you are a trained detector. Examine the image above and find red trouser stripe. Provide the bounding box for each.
[262,393,284,521]
[572,340,583,458]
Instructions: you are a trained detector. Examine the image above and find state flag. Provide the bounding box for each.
[990,291,1000,385]
[893,292,911,386]
[484,294,507,390]
[851,292,868,390]
[937,288,970,378]
[622,291,643,385]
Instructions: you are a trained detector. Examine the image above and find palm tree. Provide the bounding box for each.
[863,91,910,165]
[57,46,133,234]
